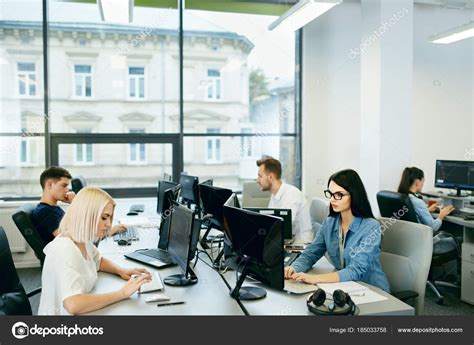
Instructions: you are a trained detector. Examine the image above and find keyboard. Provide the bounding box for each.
[450,210,474,219]
[113,226,140,242]
[284,251,301,267]
[140,249,173,263]
[138,271,164,294]
[284,280,318,294]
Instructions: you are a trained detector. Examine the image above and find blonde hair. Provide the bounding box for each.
[59,187,116,243]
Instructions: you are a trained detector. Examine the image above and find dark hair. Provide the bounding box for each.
[327,169,374,218]
[397,167,424,195]
[256,156,282,180]
[40,166,72,190]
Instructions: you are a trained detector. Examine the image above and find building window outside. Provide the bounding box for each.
[17,62,36,97]
[128,67,145,99]
[207,69,221,100]
[74,64,92,97]
[206,128,221,162]
[75,129,93,164]
[129,128,146,163]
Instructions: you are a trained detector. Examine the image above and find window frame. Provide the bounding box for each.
[72,63,93,99]
[16,61,38,98]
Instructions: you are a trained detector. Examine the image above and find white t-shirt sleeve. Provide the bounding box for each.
[58,259,88,301]
[89,243,102,271]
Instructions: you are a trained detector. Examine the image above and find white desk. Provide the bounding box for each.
[219,257,414,316]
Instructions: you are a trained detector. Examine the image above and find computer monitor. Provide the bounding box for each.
[199,184,233,224]
[157,180,178,214]
[223,205,284,300]
[224,193,241,208]
[435,160,474,197]
[162,172,172,182]
[164,201,198,286]
[179,174,200,207]
[244,208,292,242]
[157,184,181,251]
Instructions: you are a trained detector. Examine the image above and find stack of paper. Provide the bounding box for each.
[317,281,388,305]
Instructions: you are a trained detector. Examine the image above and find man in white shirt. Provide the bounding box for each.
[256,156,313,244]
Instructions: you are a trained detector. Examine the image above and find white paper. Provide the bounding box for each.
[317,281,388,305]
[118,216,150,226]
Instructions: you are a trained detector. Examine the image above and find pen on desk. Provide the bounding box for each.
[156,301,186,307]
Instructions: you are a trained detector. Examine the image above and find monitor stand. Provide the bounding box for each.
[164,267,198,286]
[448,189,469,197]
[230,259,266,301]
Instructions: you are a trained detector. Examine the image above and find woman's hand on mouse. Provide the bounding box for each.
[110,224,127,236]
[118,267,150,280]
[120,274,151,299]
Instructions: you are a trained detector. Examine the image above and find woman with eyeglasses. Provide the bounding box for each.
[284,169,390,292]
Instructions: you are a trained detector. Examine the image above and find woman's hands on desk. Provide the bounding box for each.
[438,205,455,220]
[110,224,127,236]
[120,273,152,299]
[284,267,318,284]
[117,267,150,281]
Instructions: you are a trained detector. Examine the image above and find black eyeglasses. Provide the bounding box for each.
[324,190,350,200]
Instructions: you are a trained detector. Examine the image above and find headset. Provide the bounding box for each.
[306,288,359,316]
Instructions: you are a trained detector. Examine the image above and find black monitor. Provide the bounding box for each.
[435,160,474,197]
[200,179,213,186]
[157,184,181,251]
[200,184,233,224]
[224,193,241,208]
[223,205,284,300]
[164,201,198,286]
[179,173,200,206]
[157,180,178,214]
[244,208,292,242]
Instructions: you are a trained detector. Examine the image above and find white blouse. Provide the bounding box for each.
[38,236,101,315]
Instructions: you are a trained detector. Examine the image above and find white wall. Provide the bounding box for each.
[302,1,473,212]
[302,1,362,199]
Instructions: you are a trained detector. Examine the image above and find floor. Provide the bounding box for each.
[18,267,474,316]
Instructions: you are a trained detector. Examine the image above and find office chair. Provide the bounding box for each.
[242,182,271,208]
[71,175,87,194]
[379,218,433,315]
[12,204,46,267]
[377,191,461,305]
[309,197,329,236]
[0,227,35,315]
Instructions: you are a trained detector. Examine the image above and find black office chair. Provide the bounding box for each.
[0,227,36,315]
[71,175,87,194]
[12,204,46,267]
[377,191,461,305]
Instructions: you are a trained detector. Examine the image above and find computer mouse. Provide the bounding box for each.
[118,239,131,246]
[127,211,138,216]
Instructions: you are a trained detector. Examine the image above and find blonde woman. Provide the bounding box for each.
[38,187,151,315]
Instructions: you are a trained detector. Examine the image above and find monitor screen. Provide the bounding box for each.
[223,205,284,291]
[179,174,199,204]
[157,181,178,214]
[200,185,233,223]
[244,208,292,241]
[435,160,474,191]
[157,184,181,250]
[167,202,194,275]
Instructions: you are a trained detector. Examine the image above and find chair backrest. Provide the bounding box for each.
[12,204,46,267]
[309,197,329,235]
[376,191,419,223]
[0,227,32,315]
[71,175,87,194]
[379,218,433,315]
[242,182,271,208]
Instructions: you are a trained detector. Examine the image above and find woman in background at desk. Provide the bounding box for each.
[39,187,151,315]
[284,169,390,292]
[397,167,454,231]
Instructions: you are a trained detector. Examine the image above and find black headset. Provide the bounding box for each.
[306,288,359,316]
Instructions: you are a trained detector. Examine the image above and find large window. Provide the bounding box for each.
[0,0,301,198]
